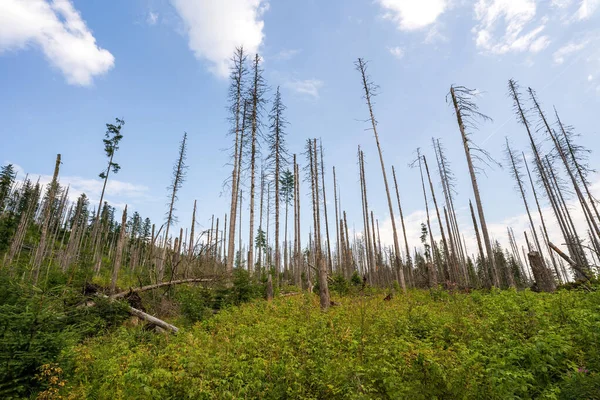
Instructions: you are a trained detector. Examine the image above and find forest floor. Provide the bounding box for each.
[54,286,600,399]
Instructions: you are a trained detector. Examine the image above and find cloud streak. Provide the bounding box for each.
[0,0,114,86]
[171,0,268,78]
[378,0,448,31]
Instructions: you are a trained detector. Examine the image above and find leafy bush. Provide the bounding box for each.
[64,287,600,399]
[0,272,129,398]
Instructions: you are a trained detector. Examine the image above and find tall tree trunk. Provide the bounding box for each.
[392,166,413,287]
[450,87,499,287]
[469,200,487,285]
[188,200,196,257]
[319,140,333,274]
[32,154,61,284]
[523,154,562,282]
[356,59,406,292]
[111,205,127,294]
[333,166,341,273]
[226,48,247,275]
[417,150,438,287]
[358,148,374,283]
[247,56,261,274]
[423,155,453,283]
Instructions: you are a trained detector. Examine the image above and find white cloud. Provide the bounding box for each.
[11,163,150,211]
[388,46,405,59]
[552,0,574,8]
[553,40,588,64]
[588,74,594,81]
[473,0,549,55]
[147,11,159,25]
[283,79,323,99]
[378,0,448,31]
[577,0,600,19]
[529,35,551,53]
[171,0,268,78]
[0,0,114,86]
[272,48,301,61]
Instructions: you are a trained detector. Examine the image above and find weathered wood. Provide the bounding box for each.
[111,278,212,299]
[528,251,556,292]
[128,306,179,333]
[266,274,274,301]
[548,242,591,281]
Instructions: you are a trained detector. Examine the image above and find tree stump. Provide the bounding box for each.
[528,251,556,292]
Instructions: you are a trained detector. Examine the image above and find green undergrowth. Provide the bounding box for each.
[65,287,600,399]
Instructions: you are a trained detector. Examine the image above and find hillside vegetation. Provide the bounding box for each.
[5,276,597,399]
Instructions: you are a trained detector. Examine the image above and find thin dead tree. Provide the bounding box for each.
[505,139,548,285]
[355,58,406,292]
[413,149,438,287]
[32,154,61,284]
[522,153,562,282]
[434,138,468,283]
[226,47,248,274]
[392,166,413,286]
[449,86,499,287]
[358,148,375,284]
[247,54,267,274]
[159,132,188,282]
[319,140,333,274]
[423,154,454,283]
[266,86,289,277]
[111,205,127,294]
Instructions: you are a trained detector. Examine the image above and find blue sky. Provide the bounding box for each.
[1,0,599,257]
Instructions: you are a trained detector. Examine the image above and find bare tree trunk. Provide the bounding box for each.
[319,140,333,275]
[523,154,561,282]
[111,206,127,294]
[528,251,556,292]
[189,200,196,257]
[450,87,498,287]
[505,140,545,275]
[423,155,453,283]
[258,168,265,271]
[435,139,468,284]
[247,55,263,274]
[469,200,487,285]
[417,150,438,287]
[358,148,374,284]
[356,59,406,292]
[32,154,61,284]
[333,166,341,274]
[392,166,413,287]
[226,49,247,275]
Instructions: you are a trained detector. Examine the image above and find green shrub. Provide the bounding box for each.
[64,287,600,399]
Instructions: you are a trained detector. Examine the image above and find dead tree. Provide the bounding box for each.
[247,54,267,274]
[392,166,413,286]
[355,58,406,292]
[226,47,248,274]
[449,86,499,287]
[159,133,188,282]
[32,154,61,284]
[111,206,128,294]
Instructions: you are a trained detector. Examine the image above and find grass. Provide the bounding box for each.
[62,287,600,399]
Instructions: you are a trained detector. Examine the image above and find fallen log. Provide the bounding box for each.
[548,242,591,281]
[128,306,179,333]
[84,293,181,334]
[111,278,212,299]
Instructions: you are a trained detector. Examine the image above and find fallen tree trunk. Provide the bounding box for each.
[85,293,181,334]
[128,306,179,333]
[549,242,591,281]
[111,278,212,299]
